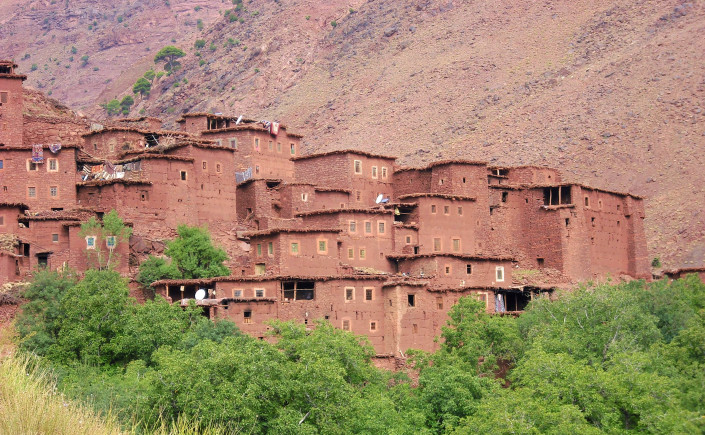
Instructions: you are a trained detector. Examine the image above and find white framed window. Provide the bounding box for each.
[496,266,505,282]
[354,160,362,174]
[254,288,265,298]
[345,287,354,301]
[85,236,96,250]
[371,166,378,178]
[301,193,308,202]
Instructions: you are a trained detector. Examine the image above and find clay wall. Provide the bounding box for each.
[506,167,561,184]
[0,75,24,147]
[248,231,341,275]
[312,190,350,211]
[188,146,238,225]
[394,256,512,288]
[393,226,418,254]
[0,253,21,282]
[83,130,146,160]
[412,196,484,255]
[429,163,488,198]
[23,116,88,147]
[0,147,77,211]
[177,116,208,135]
[0,205,21,232]
[392,169,431,198]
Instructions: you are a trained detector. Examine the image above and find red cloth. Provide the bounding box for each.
[270,122,279,136]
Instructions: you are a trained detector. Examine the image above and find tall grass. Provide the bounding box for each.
[0,351,125,435]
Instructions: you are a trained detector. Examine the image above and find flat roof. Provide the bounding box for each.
[397,193,477,201]
[152,274,390,287]
[296,208,392,217]
[387,253,515,262]
[292,149,397,161]
[240,227,343,238]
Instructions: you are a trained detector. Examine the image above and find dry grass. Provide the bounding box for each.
[0,350,126,435]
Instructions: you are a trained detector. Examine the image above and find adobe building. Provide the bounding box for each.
[1,59,652,355]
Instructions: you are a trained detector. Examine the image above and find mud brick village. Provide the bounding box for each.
[5,58,691,361]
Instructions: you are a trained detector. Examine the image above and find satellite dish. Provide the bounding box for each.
[375,194,384,204]
[236,115,243,125]
[195,289,206,300]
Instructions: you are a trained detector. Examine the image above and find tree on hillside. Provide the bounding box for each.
[133,78,152,98]
[143,69,156,83]
[120,95,134,115]
[153,46,185,72]
[102,99,121,116]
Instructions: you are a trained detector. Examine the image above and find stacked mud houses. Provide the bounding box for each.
[0,60,653,356]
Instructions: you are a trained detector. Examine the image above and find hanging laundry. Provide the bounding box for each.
[32,144,44,163]
[115,172,125,179]
[49,144,62,154]
[114,165,123,173]
[105,161,116,175]
[270,122,280,136]
[91,164,104,174]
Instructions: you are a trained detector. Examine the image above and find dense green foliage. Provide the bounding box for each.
[133,77,151,97]
[137,225,230,290]
[153,45,185,72]
[16,272,705,433]
[78,210,132,269]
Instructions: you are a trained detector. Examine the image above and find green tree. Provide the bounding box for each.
[136,255,180,291]
[194,39,206,49]
[78,210,132,270]
[103,99,121,116]
[164,225,229,279]
[120,95,134,114]
[133,77,151,98]
[143,69,156,83]
[153,45,185,72]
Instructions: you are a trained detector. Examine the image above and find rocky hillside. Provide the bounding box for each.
[2,0,704,270]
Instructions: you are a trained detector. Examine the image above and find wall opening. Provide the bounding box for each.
[407,294,416,307]
[282,280,315,300]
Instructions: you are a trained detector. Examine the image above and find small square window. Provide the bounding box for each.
[349,221,356,233]
[345,287,354,301]
[342,319,350,330]
[370,321,377,331]
[445,265,451,275]
[28,161,38,171]
[433,238,441,252]
[354,160,362,174]
[359,248,366,259]
[290,242,299,254]
[0,91,7,104]
[268,140,273,151]
[365,288,373,301]
[496,266,505,282]
[233,289,243,298]
[50,186,58,197]
[378,222,385,234]
[0,216,4,226]
[255,165,260,174]
[585,197,590,207]
[412,324,418,333]
[407,294,415,307]
[106,236,116,249]
[255,289,265,298]
[85,236,96,249]
[501,192,508,202]
[405,235,412,245]
[444,205,450,215]
[355,191,362,202]
[431,204,437,214]
[216,163,222,173]
[28,187,36,198]
[52,233,59,242]
[371,166,378,178]
[255,264,265,275]
[0,160,3,169]
[301,193,308,202]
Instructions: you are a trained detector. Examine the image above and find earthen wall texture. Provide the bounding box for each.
[0,77,24,147]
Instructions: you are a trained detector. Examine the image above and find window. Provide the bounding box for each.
[565,218,570,227]
[140,190,149,201]
[365,288,373,301]
[496,266,505,282]
[229,138,238,149]
[105,236,116,249]
[452,238,460,252]
[405,235,412,245]
[466,264,472,274]
[214,139,223,147]
[254,288,265,298]
[537,258,545,267]
[439,178,444,185]
[359,248,366,260]
[370,321,377,331]
[48,159,58,171]
[85,236,96,249]
[458,206,463,215]
[301,193,308,202]
[0,160,3,169]
[0,216,4,226]
[431,204,437,214]
[28,187,36,198]
[349,220,356,233]
[267,242,273,256]
[585,196,590,207]
[371,166,378,178]
[364,221,372,234]
[345,287,354,301]
[436,297,443,309]
[268,140,273,151]
[255,264,265,275]
[598,200,603,209]
[255,165,260,174]
[27,161,38,171]
[347,248,354,259]
[342,319,350,331]
[501,192,508,202]
[355,191,361,202]
[202,161,207,170]
[180,171,187,181]
[381,167,388,179]
[277,142,282,152]
[290,242,300,254]
[317,240,327,254]
[591,217,596,227]
[243,310,252,324]
[216,163,222,173]
[0,91,7,104]
[444,265,451,275]
[378,221,385,234]
[433,238,441,252]
[49,186,58,197]
[412,324,418,333]
[408,294,416,307]
[254,138,260,151]
[257,243,262,256]
[444,205,450,215]
[354,160,362,174]
[290,143,295,155]
[233,289,243,298]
